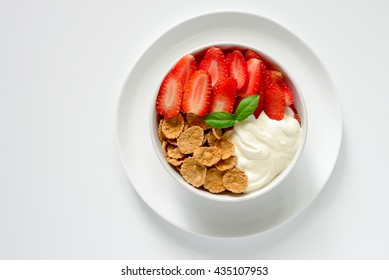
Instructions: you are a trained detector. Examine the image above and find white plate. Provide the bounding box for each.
[116,12,342,238]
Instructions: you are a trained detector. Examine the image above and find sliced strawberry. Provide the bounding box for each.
[239,58,266,98]
[279,80,294,106]
[233,95,243,114]
[265,70,282,88]
[156,73,183,118]
[209,77,237,113]
[227,50,247,90]
[263,82,285,120]
[289,104,298,114]
[224,51,233,66]
[244,49,262,61]
[182,70,212,116]
[198,47,229,86]
[253,91,265,118]
[170,54,196,90]
[294,113,301,124]
[264,70,294,106]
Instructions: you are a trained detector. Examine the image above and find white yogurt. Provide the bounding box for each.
[226,107,302,192]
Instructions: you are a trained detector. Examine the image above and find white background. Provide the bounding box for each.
[1,0,388,259]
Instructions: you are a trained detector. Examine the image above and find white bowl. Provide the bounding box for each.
[150,44,308,203]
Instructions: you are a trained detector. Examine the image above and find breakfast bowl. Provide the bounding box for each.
[150,44,308,202]
[116,11,341,237]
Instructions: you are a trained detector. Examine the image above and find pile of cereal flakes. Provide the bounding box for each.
[158,112,248,194]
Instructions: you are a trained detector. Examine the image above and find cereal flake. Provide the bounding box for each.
[193,146,222,167]
[212,128,223,139]
[167,145,184,159]
[161,140,169,156]
[215,136,235,160]
[204,168,226,193]
[177,126,204,154]
[205,130,217,146]
[180,157,206,187]
[161,113,184,139]
[222,167,248,193]
[215,156,237,171]
[166,157,184,167]
[158,119,166,142]
[186,113,211,130]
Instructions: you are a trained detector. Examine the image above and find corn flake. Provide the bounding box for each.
[193,146,222,167]
[205,130,217,146]
[215,136,234,160]
[204,168,226,193]
[167,138,178,146]
[166,157,184,167]
[215,156,237,171]
[177,126,204,154]
[167,145,184,159]
[180,157,206,187]
[186,113,211,130]
[161,140,169,156]
[158,119,166,142]
[212,128,223,139]
[161,113,184,139]
[222,167,248,193]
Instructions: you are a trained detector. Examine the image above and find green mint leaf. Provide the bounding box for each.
[204,112,236,129]
[234,94,260,121]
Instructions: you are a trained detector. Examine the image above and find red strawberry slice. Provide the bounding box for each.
[227,50,247,90]
[156,73,183,118]
[225,51,233,66]
[294,113,301,124]
[289,104,298,114]
[233,95,243,114]
[265,70,282,88]
[209,77,237,113]
[289,104,301,124]
[170,54,196,90]
[244,49,262,61]
[239,58,266,98]
[263,82,285,120]
[253,92,265,118]
[279,80,294,106]
[182,70,212,116]
[264,70,294,106]
[198,47,229,86]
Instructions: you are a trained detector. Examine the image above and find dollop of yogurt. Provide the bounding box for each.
[226,107,302,192]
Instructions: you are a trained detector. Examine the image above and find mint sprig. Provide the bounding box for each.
[204,95,259,129]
